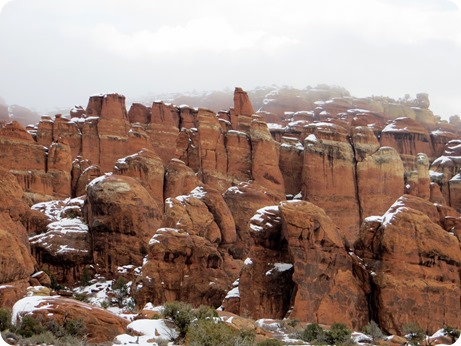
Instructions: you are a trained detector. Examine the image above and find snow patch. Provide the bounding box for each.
[265,263,293,276]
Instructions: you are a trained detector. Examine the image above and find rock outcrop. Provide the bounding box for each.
[355,195,461,335]
[235,201,368,329]
[84,174,162,276]
[12,296,129,344]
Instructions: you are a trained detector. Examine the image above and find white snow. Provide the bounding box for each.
[225,286,240,299]
[87,173,112,189]
[249,205,281,232]
[265,263,293,276]
[364,215,383,223]
[190,186,207,199]
[306,133,318,143]
[226,186,244,195]
[127,319,177,341]
[12,296,53,325]
[244,258,253,265]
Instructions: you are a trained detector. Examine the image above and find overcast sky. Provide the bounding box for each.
[0,0,460,118]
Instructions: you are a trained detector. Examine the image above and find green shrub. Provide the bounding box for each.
[16,315,47,338]
[302,323,324,342]
[257,338,284,346]
[194,304,218,320]
[362,320,384,342]
[402,322,425,346]
[0,308,11,331]
[64,318,86,337]
[80,268,91,287]
[235,329,256,346]
[73,292,89,303]
[186,319,237,346]
[112,277,129,308]
[324,323,352,345]
[162,301,194,337]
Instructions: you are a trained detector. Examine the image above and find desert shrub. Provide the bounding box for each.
[64,318,86,337]
[186,319,237,346]
[13,315,88,344]
[403,322,425,346]
[73,292,89,303]
[162,301,194,337]
[16,315,47,337]
[112,277,129,308]
[302,323,324,342]
[362,320,384,342]
[80,268,91,287]
[0,308,11,331]
[302,322,351,345]
[257,339,284,346]
[100,299,110,309]
[324,323,352,345]
[235,329,256,346]
[194,304,218,320]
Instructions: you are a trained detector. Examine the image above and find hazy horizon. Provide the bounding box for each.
[1,0,461,118]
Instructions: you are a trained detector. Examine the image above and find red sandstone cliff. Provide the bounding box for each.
[1,86,461,336]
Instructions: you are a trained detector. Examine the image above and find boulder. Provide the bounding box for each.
[12,296,129,344]
[84,174,162,276]
[355,195,461,334]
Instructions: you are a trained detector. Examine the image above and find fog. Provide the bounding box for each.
[0,0,460,118]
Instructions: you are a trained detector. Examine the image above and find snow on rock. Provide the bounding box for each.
[225,286,240,299]
[249,205,281,232]
[12,296,54,325]
[31,197,85,221]
[244,257,253,266]
[265,263,294,276]
[112,334,159,346]
[127,319,177,341]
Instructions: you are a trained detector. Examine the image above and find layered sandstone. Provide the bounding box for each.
[301,122,360,243]
[84,174,162,276]
[355,195,461,335]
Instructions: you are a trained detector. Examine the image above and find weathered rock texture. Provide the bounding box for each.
[236,201,368,329]
[84,174,162,276]
[3,85,461,337]
[355,195,461,335]
[12,296,129,344]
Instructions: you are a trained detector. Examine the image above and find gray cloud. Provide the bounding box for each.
[0,0,460,118]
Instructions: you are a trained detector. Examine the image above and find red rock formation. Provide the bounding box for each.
[250,120,285,198]
[225,130,252,183]
[223,182,282,250]
[279,137,304,196]
[147,101,180,163]
[84,174,162,276]
[196,108,230,191]
[237,201,368,329]
[133,227,238,309]
[233,87,255,117]
[357,146,405,219]
[164,158,202,200]
[355,195,461,334]
[380,117,433,168]
[12,296,129,344]
[87,94,131,172]
[114,148,165,209]
[301,122,360,243]
[128,103,151,124]
[0,170,36,307]
[29,197,91,285]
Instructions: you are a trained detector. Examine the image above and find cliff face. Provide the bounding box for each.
[1,86,461,333]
